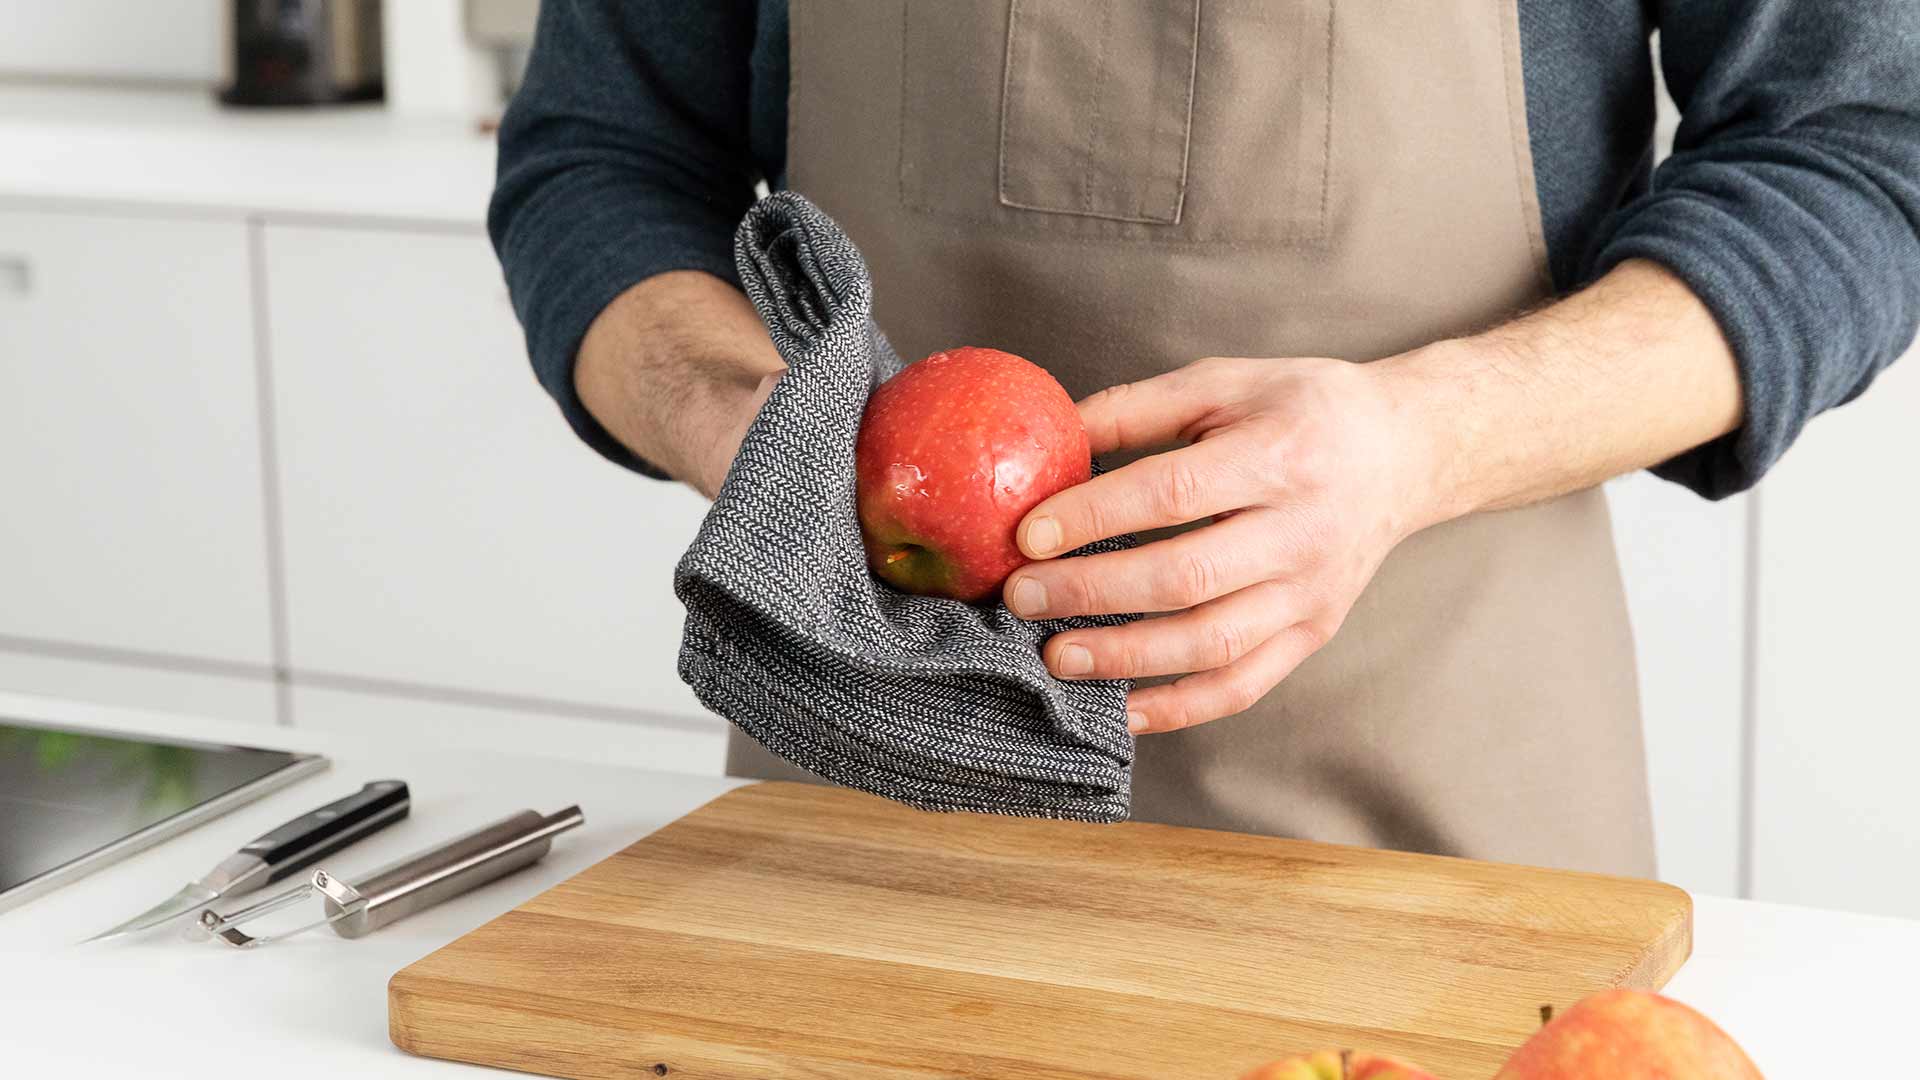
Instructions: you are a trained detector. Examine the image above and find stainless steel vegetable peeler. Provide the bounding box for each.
[197,805,584,948]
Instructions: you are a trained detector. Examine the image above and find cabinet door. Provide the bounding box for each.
[0,208,274,666]
[1606,474,1749,898]
[1752,353,1920,918]
[290,683,725,777]
[263,223,711,721]
[0,648,276,727]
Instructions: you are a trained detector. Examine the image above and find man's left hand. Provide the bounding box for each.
[1002,355,1443,735]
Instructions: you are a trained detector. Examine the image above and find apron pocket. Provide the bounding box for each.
[997,0,1199,224]
[897,0,1333,247]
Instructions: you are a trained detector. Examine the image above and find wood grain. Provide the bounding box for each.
[390,782,1691,1079]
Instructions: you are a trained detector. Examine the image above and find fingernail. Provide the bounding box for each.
[1025,516,1062,557]
[1008,576,1047,617]
[1054,643,1092,677]
[1126,711,1148,734]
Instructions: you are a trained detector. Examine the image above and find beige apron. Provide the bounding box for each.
[728,0,1657,876]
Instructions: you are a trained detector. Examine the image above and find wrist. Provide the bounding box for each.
[1366,341,1489,530]
[688,370,779,498]
[575,272,785,497]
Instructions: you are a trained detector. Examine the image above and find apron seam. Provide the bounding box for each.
[1496,0,1554,294]
[788,0,804,192]
[1318,0,1336,237]
[996,0,1022,212]
[898,0,914,212]
[1079,3,1113,216]
[1167,0,1201,225]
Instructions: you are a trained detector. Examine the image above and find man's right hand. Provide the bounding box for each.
[574,270,786,499]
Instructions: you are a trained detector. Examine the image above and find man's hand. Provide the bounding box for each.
[1006,258,1742,735]
[1001,356,1443,735]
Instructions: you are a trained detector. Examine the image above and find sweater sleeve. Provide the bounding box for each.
[488,0,768,476]
[1586,0,1920,498]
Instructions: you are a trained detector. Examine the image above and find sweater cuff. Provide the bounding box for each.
[1590,193,1795,500]
[497,185,746,480]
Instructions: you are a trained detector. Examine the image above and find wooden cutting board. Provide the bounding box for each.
[389,782,1690,1079]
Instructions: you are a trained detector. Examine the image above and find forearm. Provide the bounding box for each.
[575,270,785,498]
[1381,258,1743,523]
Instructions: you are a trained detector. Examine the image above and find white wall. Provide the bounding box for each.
[0,2,224,84]
[383,0,500,115]
[0,0,507,118]
[1750,357,1920,918]
[1607,477,1749,898]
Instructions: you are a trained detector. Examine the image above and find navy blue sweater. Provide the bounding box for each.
[491,0,1920,499]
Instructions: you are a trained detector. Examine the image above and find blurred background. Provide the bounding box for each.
[1,1,1914,917]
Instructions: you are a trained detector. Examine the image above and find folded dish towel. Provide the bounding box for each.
[673,192,1136,822]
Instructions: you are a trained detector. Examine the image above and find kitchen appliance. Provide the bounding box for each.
[389,782,1693,1079]
[84,779,410,942]
[202,806,583,947]
[0,718,326,915]
[221,0,383,107]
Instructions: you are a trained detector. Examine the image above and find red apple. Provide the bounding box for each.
[1493,990,1762,1079]
[1239,1050,1437,1080]
[855,346,1090,602]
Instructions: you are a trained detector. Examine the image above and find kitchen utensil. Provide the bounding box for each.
[201,806,582,948]
[83,779,408,943]
[388,782,1692,1080]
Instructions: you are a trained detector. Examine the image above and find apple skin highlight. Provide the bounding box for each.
[855,347,1091,604]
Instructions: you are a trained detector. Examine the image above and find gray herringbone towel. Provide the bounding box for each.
[674,193,1135,822]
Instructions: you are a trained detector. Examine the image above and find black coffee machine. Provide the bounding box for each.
[221,0,384,107]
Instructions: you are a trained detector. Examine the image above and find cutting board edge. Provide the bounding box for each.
[1618,884,1695,990]
[385,969,1532,1080]
[387,975,449,1062]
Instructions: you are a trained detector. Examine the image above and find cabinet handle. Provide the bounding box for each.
[0,255,28,296]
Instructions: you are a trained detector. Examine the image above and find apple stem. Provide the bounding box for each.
[1539,1004,1555,1027]
[885,550,911,566]
[1340,1049,1352,1079]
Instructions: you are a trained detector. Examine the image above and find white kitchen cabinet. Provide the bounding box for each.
[0,648,276,728]
[1751,352,1920,918]
[262,223,711,720]
[0,208,276,667]
[1607,475,1749,898]
[290,683,725,777]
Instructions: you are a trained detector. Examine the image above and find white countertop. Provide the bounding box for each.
[0,84,494,225]
[3,689,1914,1078]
